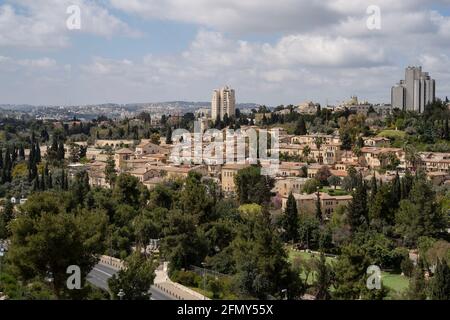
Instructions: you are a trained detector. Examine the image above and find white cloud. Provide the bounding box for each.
[262,35,386,67]
[0,56,57,70]
[1,0,450,105]
[109,0,345,33]
[0,0,140,48]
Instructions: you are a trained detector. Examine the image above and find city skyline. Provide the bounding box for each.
[0,1,449,107]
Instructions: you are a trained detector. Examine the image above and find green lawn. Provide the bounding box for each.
[319,187,349,196]
[288,249,336,265]
[382,272,410,293]
[288,248,410,295]
[377,130,406,139]
[288,248,337,285]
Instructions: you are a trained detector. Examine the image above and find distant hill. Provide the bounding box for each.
[1,101,261,111]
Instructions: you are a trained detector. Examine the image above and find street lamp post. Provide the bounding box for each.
[45,270,54,299]
[118,289,125,300]
[201,262,207,300]
[0,244,4,289]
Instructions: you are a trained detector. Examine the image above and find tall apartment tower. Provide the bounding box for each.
[211,86,236,121]
[391,66,435,113]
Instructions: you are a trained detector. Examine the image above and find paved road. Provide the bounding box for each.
[87,263,175,300]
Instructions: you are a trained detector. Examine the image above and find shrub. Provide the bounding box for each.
[171,270,200,287]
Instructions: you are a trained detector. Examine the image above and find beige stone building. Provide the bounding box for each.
[419,152,450,172]
[221,163,251,193]
[273,177,309,198]
[291,134,341,146]
[135,140,170,156]
[95,139,134,149]
[363,137,390,147]
[87,162,110,188]
[114,148,134,171]
[282,192,352,219]
[360,147,404,169]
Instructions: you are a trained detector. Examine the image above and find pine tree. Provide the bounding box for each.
[341,132,352,151]
[282,192,299,242]
[294,117,307,135]
[429,259,450,300]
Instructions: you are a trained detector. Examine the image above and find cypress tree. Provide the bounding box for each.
[369,174,377,202]
[19,145,25,160]
[64,172,69,190]
[391,172,401,206]
[315,190,323,223]
[60,169,65,190]
[57,141,65,161]
[443,117,449,140]
[166,126,173,145]
[314,253,332,300]
[407,260,427,300]
[51,136,58,151]
[347,174,368,233]
[33,176,40,191]
[429,259,450,300]
[40,172,46,191]
[35,140,41,163]
[282,192,299,242]
[47,172,53,189]
[11,145,17,163]
[401,170,414,200]
[3,151,12,182]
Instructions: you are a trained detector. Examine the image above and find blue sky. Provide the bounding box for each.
[0,0,449,106]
